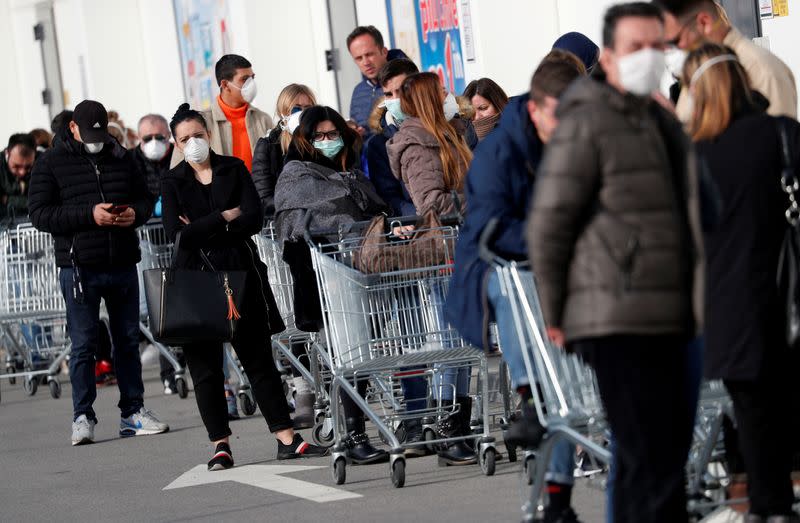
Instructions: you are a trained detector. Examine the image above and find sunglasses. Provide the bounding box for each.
[312,130,341,142]
[141,134,167,143]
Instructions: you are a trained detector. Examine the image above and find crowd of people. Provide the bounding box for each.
[2,0,799,521]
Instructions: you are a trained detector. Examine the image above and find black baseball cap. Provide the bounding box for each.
[72,100,109,143]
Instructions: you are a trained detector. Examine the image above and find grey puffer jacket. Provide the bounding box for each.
[274,157,388,242]
[526,77,701,343]
[386,117,464,215]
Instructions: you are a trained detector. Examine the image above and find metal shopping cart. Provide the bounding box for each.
[0,222,71,401]
[254,222,334,446]
[305,217,498,488]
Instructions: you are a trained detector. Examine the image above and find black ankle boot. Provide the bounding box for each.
[505,397,546,449]
[344,417,389,465]
[401,418,428,457]
[436,412,477,466]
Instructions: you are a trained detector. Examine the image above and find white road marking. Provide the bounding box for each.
[699,507,744,523]
[164,464,362,503]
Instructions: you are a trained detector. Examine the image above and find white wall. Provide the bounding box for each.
[762,14,800,116]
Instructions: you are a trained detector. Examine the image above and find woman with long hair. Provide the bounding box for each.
[161,103,329,470]
[387,72,476,466]
[252,84,316,216]
[685,43,800,522]
[274,105,390,466]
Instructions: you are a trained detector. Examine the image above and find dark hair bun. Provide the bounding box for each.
[169,103,208,136]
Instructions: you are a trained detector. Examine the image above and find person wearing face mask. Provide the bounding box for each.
[251,84,316,217]
[685,43,800,523]
[655,0,797,121]
[28,99,168,446]
[160,103,329,469]
[274,106,390,466]
[462,78,509,142]
[171,54,272,172]
[1,133,36,219]
[447,55,586,523]
[526,4,702,521]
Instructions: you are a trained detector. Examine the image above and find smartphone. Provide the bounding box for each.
[110,204,130,215]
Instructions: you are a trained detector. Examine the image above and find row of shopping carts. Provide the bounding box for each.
[0,215,739,519]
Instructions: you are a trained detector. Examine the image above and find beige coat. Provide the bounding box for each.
[170,99,273,168]
[386,117,464,216]
[677,28,797,122]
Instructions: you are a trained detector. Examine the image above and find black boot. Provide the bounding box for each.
[344,417,389,465]
[401,418,428,457]
[456,396,476,451]
[505,397,546,450]
[436,400,477,466]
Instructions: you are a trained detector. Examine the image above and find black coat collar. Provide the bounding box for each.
[165,151,243,216]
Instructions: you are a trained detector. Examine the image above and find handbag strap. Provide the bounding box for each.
[171,230,217,272]
[778,119,800,226]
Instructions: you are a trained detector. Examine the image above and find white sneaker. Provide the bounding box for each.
[71,415,96,446]
[119,408,169,437]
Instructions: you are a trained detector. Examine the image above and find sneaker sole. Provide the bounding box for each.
[277,450,330,460]
[208,463,233,471]
[71,437,94,446]
[119,427,170,438]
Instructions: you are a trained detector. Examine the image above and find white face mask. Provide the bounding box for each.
[617,48,666,96]
[664,47,688,79]
[443,93,460,120]
[183,137,210,164]
[230,77,258,104]
[84,142,104,154]
[282,110,303,135]
[142,138,168,161]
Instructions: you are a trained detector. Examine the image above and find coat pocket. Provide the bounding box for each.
[587,212,641,292]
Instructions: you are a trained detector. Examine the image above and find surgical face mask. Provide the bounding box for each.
[383,98,407,125]
[443,93,460,120]
[281,110,303,135]
[685,54,739,116]
[617,48,666,96]
[665,47,688,79]
[313,137,345,160]
[142,138,168,161]
[183,137,210,164]
[84,142,104,154]
[230,77,258,104]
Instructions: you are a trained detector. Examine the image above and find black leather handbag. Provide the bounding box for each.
[776,118,800,350]
[143,232,247,345]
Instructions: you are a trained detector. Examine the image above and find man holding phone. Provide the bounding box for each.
[29,99,169,446]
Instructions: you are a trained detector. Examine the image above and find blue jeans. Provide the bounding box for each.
[487,271,575,485]
[428,280,470,400]
[59,266,145,421]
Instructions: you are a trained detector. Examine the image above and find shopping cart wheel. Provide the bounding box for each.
[239,393,256,416]
[23,375,38,396]
[49,379,61,399]
[332,457,346,485]
[480,447,496,476]
[524,455,536,485]
[175,378,189,399]
[312,421,334,448]
[391,458,406,488]
[6,366,16,385]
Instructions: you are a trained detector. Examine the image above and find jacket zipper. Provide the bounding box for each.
[244,242,271,329]
[90,160,113,264]
[159,270,167,337]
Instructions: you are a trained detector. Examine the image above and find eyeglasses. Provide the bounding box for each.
[141,134,167,143]
[666,13,698,47]
[312,130,341,142]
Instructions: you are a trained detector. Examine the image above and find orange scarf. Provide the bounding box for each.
[217,96,253,171]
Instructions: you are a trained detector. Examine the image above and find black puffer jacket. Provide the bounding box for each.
[251,127,284,216]
[28,135,154,267]
[131,143,174,198]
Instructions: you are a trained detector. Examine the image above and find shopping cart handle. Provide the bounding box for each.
[478,218,502,263]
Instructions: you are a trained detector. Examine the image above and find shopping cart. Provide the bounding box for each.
[137,219,256,410]
[254,222,333,446]
[0,222,71,401]
[478,219,609,521]
[305,216,498,488]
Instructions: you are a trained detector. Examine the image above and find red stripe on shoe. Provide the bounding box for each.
[213,451,232,460]
[296,441,309,455]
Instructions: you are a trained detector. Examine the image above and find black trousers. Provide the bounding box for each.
[183,290,292,441]
[575,335,693,523]
[724,369,795,517]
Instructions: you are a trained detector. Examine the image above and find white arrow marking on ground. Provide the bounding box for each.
[699,507,743,523]
[164,464,362,503]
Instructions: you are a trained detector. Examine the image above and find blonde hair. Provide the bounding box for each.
[275,84,317,153]
[400,72,473,191]
[683,43,752,142]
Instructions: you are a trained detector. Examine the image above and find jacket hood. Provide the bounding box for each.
[497,94,542,158]
[553,32,599,71]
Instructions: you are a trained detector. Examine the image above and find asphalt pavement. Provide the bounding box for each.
[0,363,610,523]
